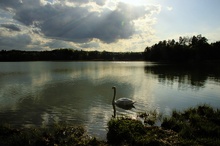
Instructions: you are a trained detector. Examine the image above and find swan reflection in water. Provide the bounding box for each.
[111,86,135,118]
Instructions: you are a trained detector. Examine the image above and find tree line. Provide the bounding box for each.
[0,49,144,61]
[1,34,220,62]
[144,34,220,62]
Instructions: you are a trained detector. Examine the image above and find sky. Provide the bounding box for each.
[0,0,220,52]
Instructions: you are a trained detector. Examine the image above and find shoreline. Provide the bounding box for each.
[1,104,220,145]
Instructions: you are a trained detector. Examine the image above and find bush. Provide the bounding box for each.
[107,117,146,145]
[161,104,220,145]
[0,123,106,146]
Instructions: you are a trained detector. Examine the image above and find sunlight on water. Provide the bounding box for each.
[0,61,220,139]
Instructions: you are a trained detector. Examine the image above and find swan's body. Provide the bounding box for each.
[115,98,135,107]
[112,86,135,110]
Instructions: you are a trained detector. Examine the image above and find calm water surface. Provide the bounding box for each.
[0,61,220,139]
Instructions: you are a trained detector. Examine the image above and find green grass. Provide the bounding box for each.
[107,117,182,145]
[0,123,106,146]
[1,104,220,146]
[161,104,220,146]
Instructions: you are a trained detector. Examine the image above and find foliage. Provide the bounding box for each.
[144,35,220,62]
[107,105,220,145]
[107,117,183,146]
[0,49,144,61]
[107,117,145,145]
[137,109,161,126]
[0,123,106,146]
[162,104,220,146]
[1,34,220,62]
[1,105,220,145]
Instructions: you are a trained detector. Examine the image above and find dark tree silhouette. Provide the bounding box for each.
[0,49,144,61]
[144,35,220,62]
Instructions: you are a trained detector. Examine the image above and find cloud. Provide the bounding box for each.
[1,0,155,43]
[0,0,160,51]
[1,23,21,31]
[43,39,80,50]
[80,41,100,48]
[167,6,173,11]
[0,32,32,50]
[63,0,107,6]
[0,0,22,10]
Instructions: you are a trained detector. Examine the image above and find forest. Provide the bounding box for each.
[0,34,220,62]
[0,49,144,61]
[144,34,220,62]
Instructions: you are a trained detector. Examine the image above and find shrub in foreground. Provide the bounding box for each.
[162,104,220,146]
[1,104,220,146]
[0,124,105,146]
[107,117,183,145]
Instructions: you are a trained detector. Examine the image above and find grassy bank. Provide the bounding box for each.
[0,123,106,146]
[1,104,220,146]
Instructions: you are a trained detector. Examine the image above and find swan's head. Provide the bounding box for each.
[112,86,116,90]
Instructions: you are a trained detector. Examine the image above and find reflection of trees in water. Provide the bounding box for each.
[145,64,220,89]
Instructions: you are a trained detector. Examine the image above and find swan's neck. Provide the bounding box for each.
[112,88,116,105]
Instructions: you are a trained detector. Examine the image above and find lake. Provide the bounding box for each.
[0,61,220,139]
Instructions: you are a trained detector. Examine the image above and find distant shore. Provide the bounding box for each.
[0,49,144,61]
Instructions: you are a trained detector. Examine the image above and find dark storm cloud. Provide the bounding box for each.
[0,0,22,10]
[0,34,32,50]
[1,24,21,31]
[92,0,107,6]
[0,0,149,43]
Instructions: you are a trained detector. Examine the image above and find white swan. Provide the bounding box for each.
[112,86,135,110]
